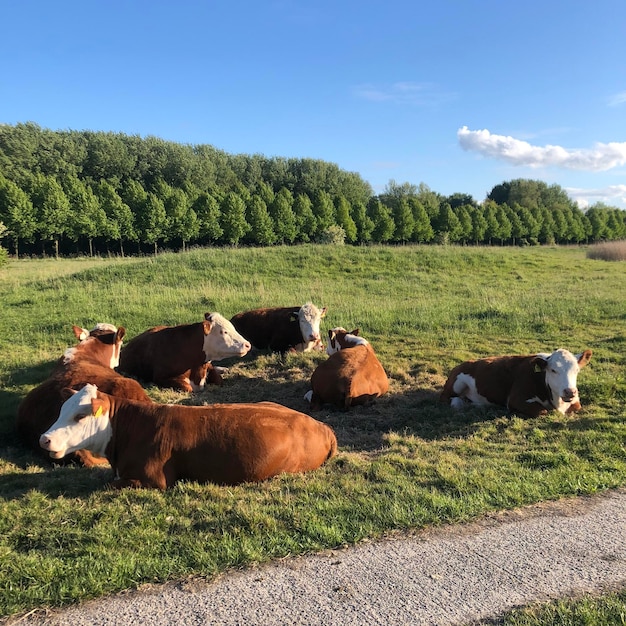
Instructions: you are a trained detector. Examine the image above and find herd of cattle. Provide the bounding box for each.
[16,302,592,490]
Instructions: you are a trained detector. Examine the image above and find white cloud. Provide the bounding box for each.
[457,126,626,172]
[354,82,455,106]
[608,91,626,107]
[566,184,626,209]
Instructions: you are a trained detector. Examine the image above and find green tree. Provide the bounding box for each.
[293,193,317,242]
[95,180,137,256]
[334,196,358,243]
[536,206,557,244]
[453,205,473,244]
[434,203,463,243]
[367,199,395,243]
[269,187,297,244]
[0,175,36,257]
[165,187,198,251]
[495,204,512,244]
[30,173,71,258]
[350,202,374,244]
[468,206,488,244]
[408,198,434,243]
[312,190,336,236]
[192,192,223,244]
[482,200,501,245]
[515,204,540,244]
[415,183,442,220]
[139,192,168,255]
[392,198,414,243]
[63,175,106,256]
[220,192,249,245]
[245,195,276,245]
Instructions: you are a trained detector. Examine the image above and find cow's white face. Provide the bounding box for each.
[203,313,252,361]
[298,303,327,347]
[537,349,592,411]
[39,384,111,459]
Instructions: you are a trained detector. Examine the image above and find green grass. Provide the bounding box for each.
[496,588,626,625]
[1,244,625,618]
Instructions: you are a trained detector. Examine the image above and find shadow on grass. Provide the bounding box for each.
[0,355,507,499]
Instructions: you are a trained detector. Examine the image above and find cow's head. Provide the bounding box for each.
[65,323,125,368]
[39,384,112,460]
[532,349,593,410]
[202,312,252,361]
[295,303,327,349]
[326,327,366,355]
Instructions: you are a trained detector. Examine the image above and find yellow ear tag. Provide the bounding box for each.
[94,406,103,418]
[534,364,542,373]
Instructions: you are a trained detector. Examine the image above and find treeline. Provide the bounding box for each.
[0,122,624,258]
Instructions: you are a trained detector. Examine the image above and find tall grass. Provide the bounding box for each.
[587,239,626,261]
[1,245,625,618]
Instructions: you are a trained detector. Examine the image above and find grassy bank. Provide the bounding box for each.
[1,245,625,618]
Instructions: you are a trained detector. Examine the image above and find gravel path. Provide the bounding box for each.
[11,488,626,626]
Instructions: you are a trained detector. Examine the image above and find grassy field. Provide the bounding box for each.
[0,244,625,619]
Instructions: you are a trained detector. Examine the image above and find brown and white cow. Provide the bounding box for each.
[305,328,389,411]
[230,303,327,353]
[440,348,593,418]
[40,384,338,490]
[118,312,251,392]
[16,323,152,467]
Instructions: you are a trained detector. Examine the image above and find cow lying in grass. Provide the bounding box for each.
[440,348,593,417]
[230,303,327,353]
[16,323,152,467]
[40,384,338,489]
[305,328,389,411]
[118,312,251,392]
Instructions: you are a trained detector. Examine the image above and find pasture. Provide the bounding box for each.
[0,244,625,618]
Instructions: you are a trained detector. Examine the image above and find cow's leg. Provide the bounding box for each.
[74,450,110,467]
[155,374,193,392]
[309,392,323,411]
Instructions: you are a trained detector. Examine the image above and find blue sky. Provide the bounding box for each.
[2,1,625,208]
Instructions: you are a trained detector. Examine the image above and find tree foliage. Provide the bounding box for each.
[0,124,624,255]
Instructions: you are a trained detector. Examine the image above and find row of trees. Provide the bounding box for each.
[0,123,624,257]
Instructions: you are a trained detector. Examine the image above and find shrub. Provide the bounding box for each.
[316,225,346,245]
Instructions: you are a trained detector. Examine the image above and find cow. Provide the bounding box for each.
[440,348,593,418]
[230,303,327,353]
[118,312,252,392]
[305,328,389,411]
[39,384,338,490]
[16,323,152,467]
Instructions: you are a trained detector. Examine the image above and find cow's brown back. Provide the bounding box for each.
[104,398,337,489]
[310,344,389,410]
[118,323,209,391]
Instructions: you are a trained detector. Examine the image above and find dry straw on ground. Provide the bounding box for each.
[586,240,626,261]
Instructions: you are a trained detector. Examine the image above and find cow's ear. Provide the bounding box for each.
[116,327,126,342]
[320,307,327,318]
[73,325,89,341]
[91,397,108,419]
[577,349,592,368]
[289,313,298,323]
[202,320,212,336]
[350,328,360,336]
[61,387,77,401]
[531,356,547,373]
